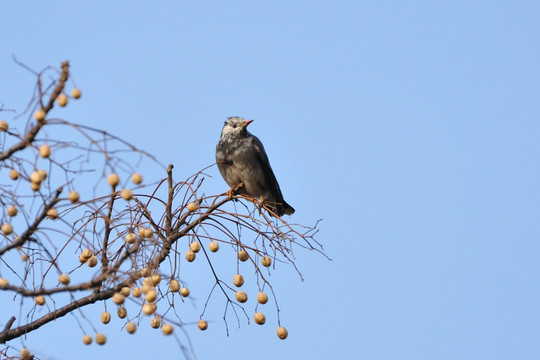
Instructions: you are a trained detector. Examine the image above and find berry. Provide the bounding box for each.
[198,319,208,331]
[71,88,82,99]
[254,312,266,325]
[68,190,80,203]
[190,241,201,253]
[185,249,196,262]
[100,311,111,324]
[233,274,244,287]
[58,274,70,285]
[95,333,107,345]
[277,326,288,339]
[238,250,249,262]
[57,94,68,107]
[169,279,180,292]
[35,295,46,306]
[82,334,92,345]
[33,109,46,122]
[107,173,119,187]
[257,292,268,304]
[121,189,133,200]
[131,173,143,184]
[209,241,219,252]
[235,291,248,303]
[261,256,272,267]
[7,206,17,217]
[126,322,137,334]
[162,324,173,335]
[187,202,199,212]
[9,169,19,180]
[180,287,190,297]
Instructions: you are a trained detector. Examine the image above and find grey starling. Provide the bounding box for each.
[216,117,295,217]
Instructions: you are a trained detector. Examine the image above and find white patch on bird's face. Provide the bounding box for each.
[220,117,248,140]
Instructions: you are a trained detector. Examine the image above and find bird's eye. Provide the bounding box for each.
[232,124,237,128]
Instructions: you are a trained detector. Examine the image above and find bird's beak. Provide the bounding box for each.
[243,120,254,127]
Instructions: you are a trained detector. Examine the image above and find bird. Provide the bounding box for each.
[216,116,295,217]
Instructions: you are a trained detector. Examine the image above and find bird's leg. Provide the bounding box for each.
[227,182,244,199]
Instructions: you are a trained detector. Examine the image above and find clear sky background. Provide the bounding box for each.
[1,1,539,359]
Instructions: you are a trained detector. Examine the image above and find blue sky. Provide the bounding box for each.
[1,1,540,359]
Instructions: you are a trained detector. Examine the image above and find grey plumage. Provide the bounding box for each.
[216,117,295,217]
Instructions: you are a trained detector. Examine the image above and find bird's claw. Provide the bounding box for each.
[227,182,244,199]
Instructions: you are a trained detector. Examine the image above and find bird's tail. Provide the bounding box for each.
[280,201,295,216]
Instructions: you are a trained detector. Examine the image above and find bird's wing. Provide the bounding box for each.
[250,135,285,204]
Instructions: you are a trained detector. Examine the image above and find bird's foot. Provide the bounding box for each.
[227,182,244,199]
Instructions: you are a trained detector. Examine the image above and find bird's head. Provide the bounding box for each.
[220,116,253,139]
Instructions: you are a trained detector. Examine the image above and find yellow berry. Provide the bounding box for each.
[57,94,68,107]
[277,326,288,339]
[261,256,272,267]
[7,205,17,217]
[126,322,137,334]
[46,208,59,220]
[87,256,98,267]
[39,170,48,181]
[150,273,161,286]
[235,291,248,303]
[82,334,92,345]
[198,319,208,331]
[33,109,46,122]
[81,248,92,260]
[9,169,19,180]
[238,250,249,262]
[113,293,125,305]
[117,306,127,319]
[233,274,244,287]
[145,289,157,303]
[0,120,8,131]
[131,173,143,184]
[0,278,9,287]
[35,295,45,306]
[71,88,82,99]
[142,302,157,315]
[20,348,31,360]
[139,227,153,238]
[169,279,180,292]
[120,188,133,200]
[39,144,51,158]
[148,317,160,329]
[141,284,154,295]
[140,267,150,277]
[68,190,80,203]
[125,233,137,244]
[95,333,107,345]
[30,182,41,191]
[254,312,266,325]
[121,286,131,297]
[30,171,42,184]
[21,254,29,261]
[185,249,196,262]
[257,292,268,304]
[187,202,199,212]
[132,287,142,297]
[107,173,119,187]
[58,274,70,285]
[209,241,219,252]
[180,287,190,297]
[162,324,173,335]
[100,311,111,324]
[189,241,201,253]
[2,223,13,235]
